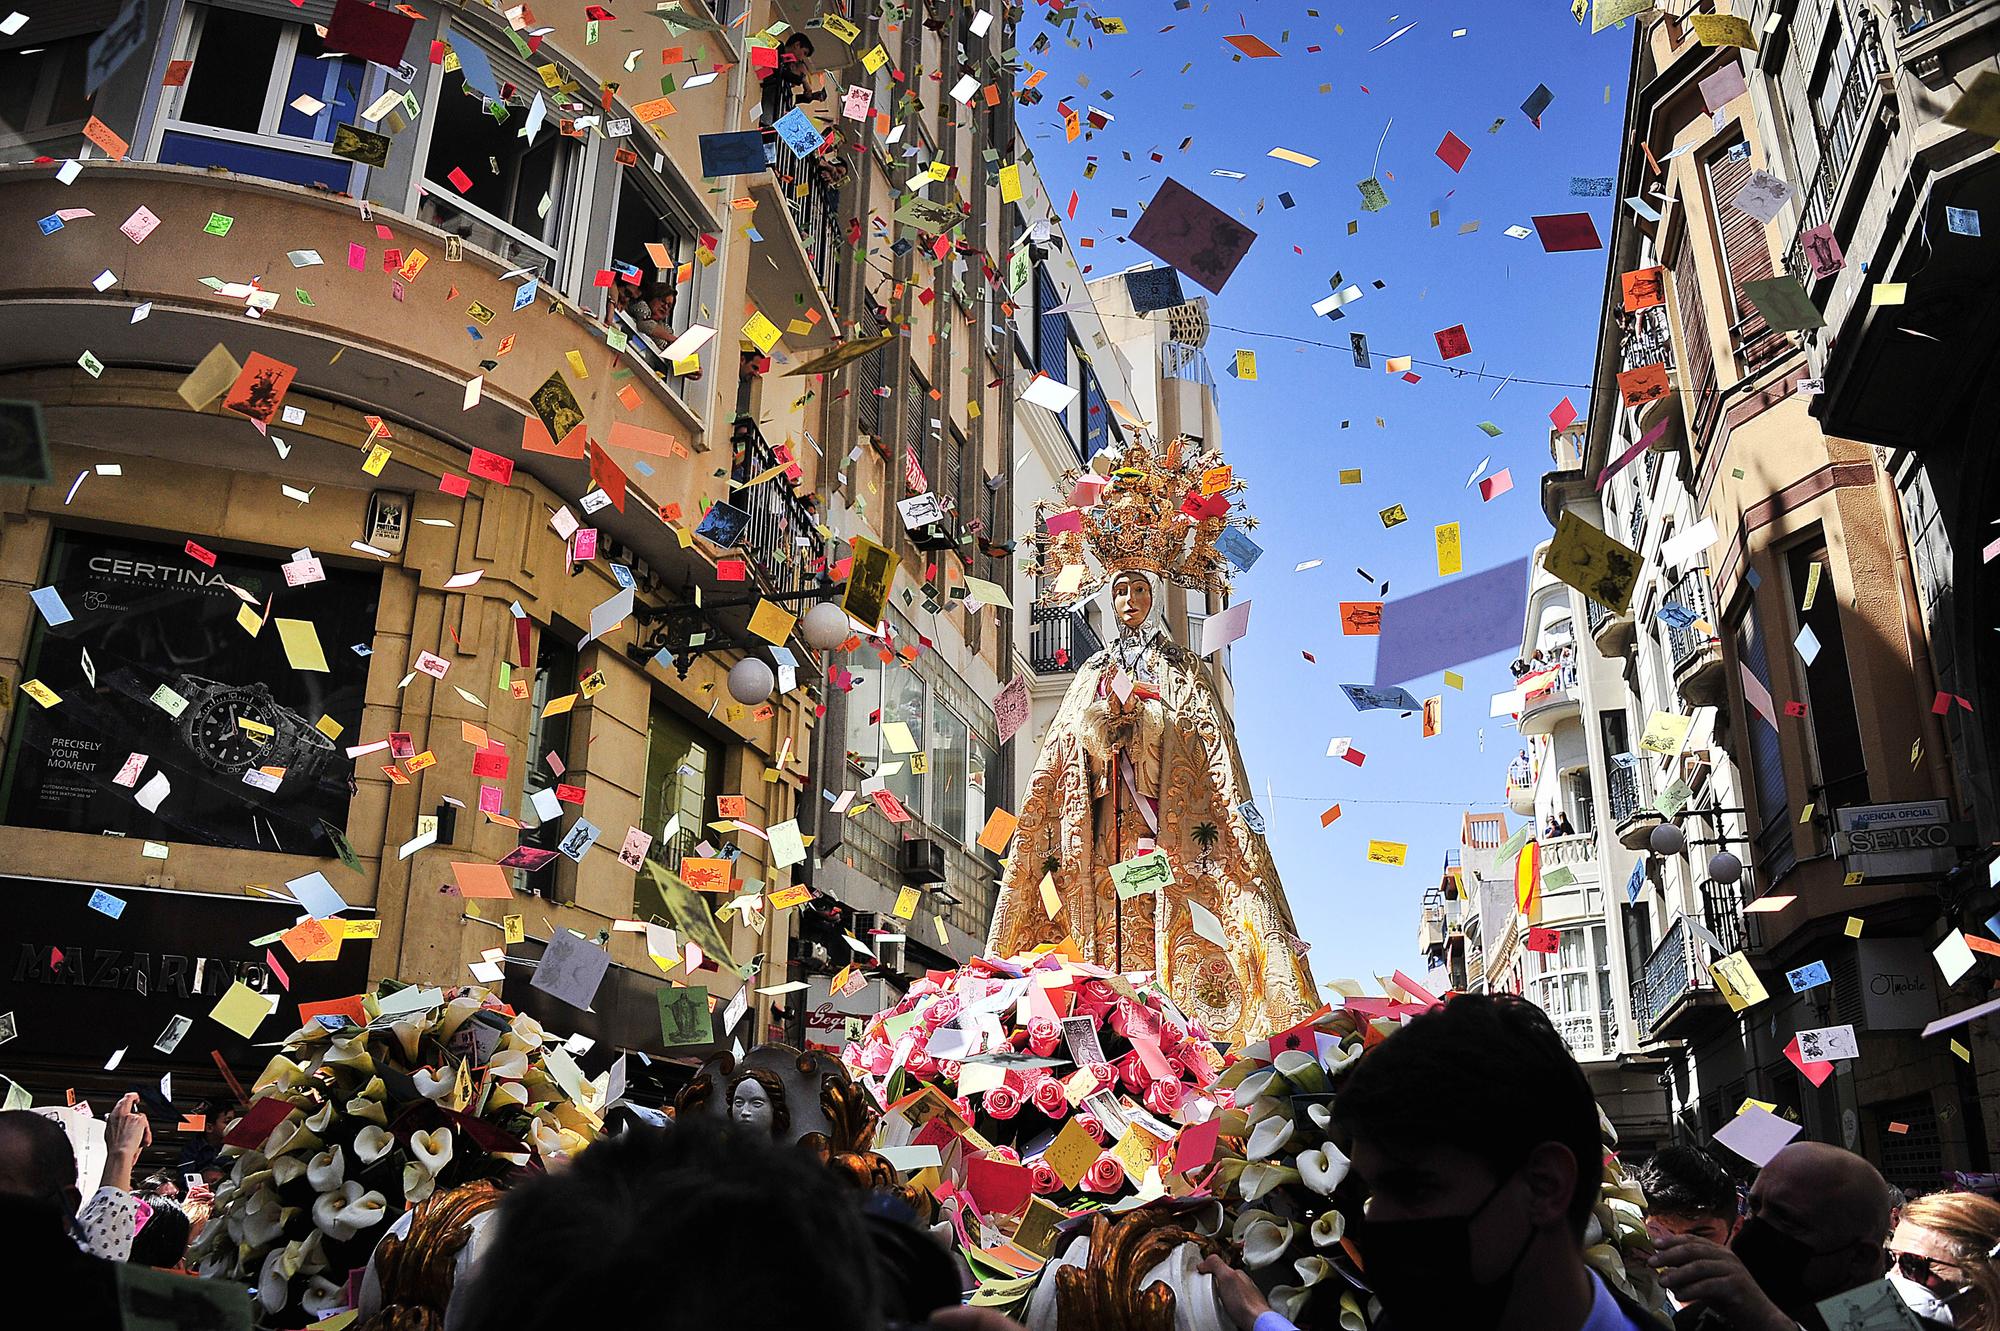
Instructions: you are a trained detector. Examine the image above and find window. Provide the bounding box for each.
[1668,231,1718,440]
[1735,592,1797,880]
[1080,361,1118,462]
[641,700,719,874]
[0,33,94,157]
[418,50,573,272]
[605,169,699,386]
[931,703,968,842]
[843,672,882,781]
[1530,928,1602,1059]
[1703,142,1777,339]
[1034,266,1072,430]
[518,626,582,892]
[157,4,369,189]
[1786,539,1867,812]
[1807,6,1859,144]
[883,667,928,820]
[855,304,890,442]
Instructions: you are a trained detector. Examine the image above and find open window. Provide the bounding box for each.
[604,167,703,388]
[156,3,372,189]
[417,44,573,275]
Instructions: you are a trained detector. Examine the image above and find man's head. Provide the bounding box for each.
[1332,995,1603,1329]
[1639,1143,1739,1247]
[453,1117,884,1331]
[0,1110,80,1214]
[781,32,815,58]
[1731,1141,1892,1318]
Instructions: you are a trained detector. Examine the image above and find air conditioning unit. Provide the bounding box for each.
[898,836,947,884]
[877,936,907,975]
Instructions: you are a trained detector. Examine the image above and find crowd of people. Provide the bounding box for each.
[4,994,1997,1331]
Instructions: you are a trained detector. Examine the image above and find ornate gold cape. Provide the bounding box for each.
[987,638,1316,1046]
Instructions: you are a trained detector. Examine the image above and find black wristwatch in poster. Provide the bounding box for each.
[173,675,335,785]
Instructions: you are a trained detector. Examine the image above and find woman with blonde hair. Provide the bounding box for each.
[1890,1190,2000,1329]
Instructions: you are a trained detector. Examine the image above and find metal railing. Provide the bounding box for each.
[766,89,846,309]
[1609,761,1648,824]
[1626,482,1649,549]
[1784,15,1889,285]
[1702,878,1748,957]
[1893,0,1981,34]
[1029,603,1103,673]
[1664,570,1718,672]
[1162,341,1216,388]
[730,416,827,596]
[1631,915,1714,1041]
[1620,305,1677,372]
[1587,596,1617,636]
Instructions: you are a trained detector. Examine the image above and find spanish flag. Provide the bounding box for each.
[1515,839,1541,918]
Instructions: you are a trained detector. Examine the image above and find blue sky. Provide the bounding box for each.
[1018,5,1635,985]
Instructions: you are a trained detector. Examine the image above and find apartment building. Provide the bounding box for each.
[0,0,1011,1102]
[1527,6,1995,1187]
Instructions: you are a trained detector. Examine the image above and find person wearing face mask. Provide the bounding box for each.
[1650,1141,1892,1331]
[1323,992,1668,1331]
[1885,1191,2000,1330]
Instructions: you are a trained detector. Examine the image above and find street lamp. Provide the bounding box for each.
[627,580,846,680]
[1649,810,1751,885]
[801,599,851,651]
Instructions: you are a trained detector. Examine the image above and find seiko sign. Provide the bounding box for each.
[1833,801,1969,878]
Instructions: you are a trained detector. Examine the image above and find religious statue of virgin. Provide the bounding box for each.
[987,437,1316,1046]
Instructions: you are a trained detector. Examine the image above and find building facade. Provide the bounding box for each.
[1523,6,1997,1189]
[0,0,1015,1105]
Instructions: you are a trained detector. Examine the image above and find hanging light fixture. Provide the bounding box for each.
[802,599,851,651]
[727,657,775,704]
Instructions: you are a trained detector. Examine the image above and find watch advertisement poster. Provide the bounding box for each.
[1,530,379,853]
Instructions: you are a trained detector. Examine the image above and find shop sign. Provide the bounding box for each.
[803,974,886,1053]
[1856,937,1940,1031]
[2,530,378,853]
[0,878,371,1070]
[1833,800,1970,878]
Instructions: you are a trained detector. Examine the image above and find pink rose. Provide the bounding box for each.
[1026,1017,1062,1058]
[984,1084,1024,1120]
[1074,980,1118,1021]
[1115,1050,1154,1095]
[1030,1076,1070,1118]
[905,1050,938,1079]
[989,1145,1022,1164]
[924,995,964,1028]
[938,1060,963,1084]
[855,1040,895,1075]
[1086,1061,1117,1092]
[1143,1077,1186,1118]
[1027,1159,1061,1195]
[1077,1111,1109,1145]
[1081,1152,1126,1195]
[952,1096,976,1122]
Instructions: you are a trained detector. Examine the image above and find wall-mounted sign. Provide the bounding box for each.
[1,530,378,854]
[1833,800,1970,879]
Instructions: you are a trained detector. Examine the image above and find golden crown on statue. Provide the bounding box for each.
[1031,436,1245,608]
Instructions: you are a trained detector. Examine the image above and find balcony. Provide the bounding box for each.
[1541,831,1600,878]
[1701,877,1749,958]
[1610,762,1664,849]
[1029,603,1103,674]
[1624,480,1649,551]
[1507,779,1538,817]
[1664,571,1725,703]
[1162,341,1216,388]
[1518,662,1581,738]
[1587,593,1637,657]
[746,92,844,349]
[729,417,829,596]
[1630,914,1731,1044]
[0,161,724,556]
[1783,16,1891,294]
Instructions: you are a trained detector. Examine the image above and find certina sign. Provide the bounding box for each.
[1833,800,1970,878]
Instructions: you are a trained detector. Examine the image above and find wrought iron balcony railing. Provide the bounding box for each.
[1784,15,1889,286]
[1631,914,1714,1042]
[1664,570,1718,672]
[730,416,827,596]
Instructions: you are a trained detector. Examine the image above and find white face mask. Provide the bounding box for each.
[1889,1270,1961,1327]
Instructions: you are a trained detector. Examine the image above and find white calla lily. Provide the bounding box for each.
[257,1249,292,1314]
[1293,1255,1333,1287]
[1272,1049,1328,1094]
[411,1127,453,1176]
[412,1067,455,1101]
[1237,1215,1297,1270]
[1268,1284,1311,1322]
[488,1049,530,1081]
[1246,1115,1295,1161]
[1311,1211,1348,1247]
[353,1124,394,1164]
[302,1277,347,1318]
[270,1155,307,1187]
[1238,1162,1299,1203]
[306,1146,345,1192]
[1297,1143,1350,1195]
[1233,1068,1281,1102]
[402,1160,437,1203]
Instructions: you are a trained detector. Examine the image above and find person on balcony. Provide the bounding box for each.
[1555,812,1576,838]
[759,32,825,126]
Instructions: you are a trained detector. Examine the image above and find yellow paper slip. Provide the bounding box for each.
[275,618,330,672]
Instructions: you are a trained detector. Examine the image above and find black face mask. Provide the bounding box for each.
[1729,1216,1822,1319]
[1354,1174,1535,1331]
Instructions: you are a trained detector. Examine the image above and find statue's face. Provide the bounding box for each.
[1113,574,1153,630]
[730,1080,774,1134]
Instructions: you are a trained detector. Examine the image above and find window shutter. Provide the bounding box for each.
[1668,234,1717,439]
[1705,147,1776,334]
[1735,595,1797,881]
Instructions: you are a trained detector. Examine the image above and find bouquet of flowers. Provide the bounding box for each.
[844,951,1228,1231]
[188,982,602,1324]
